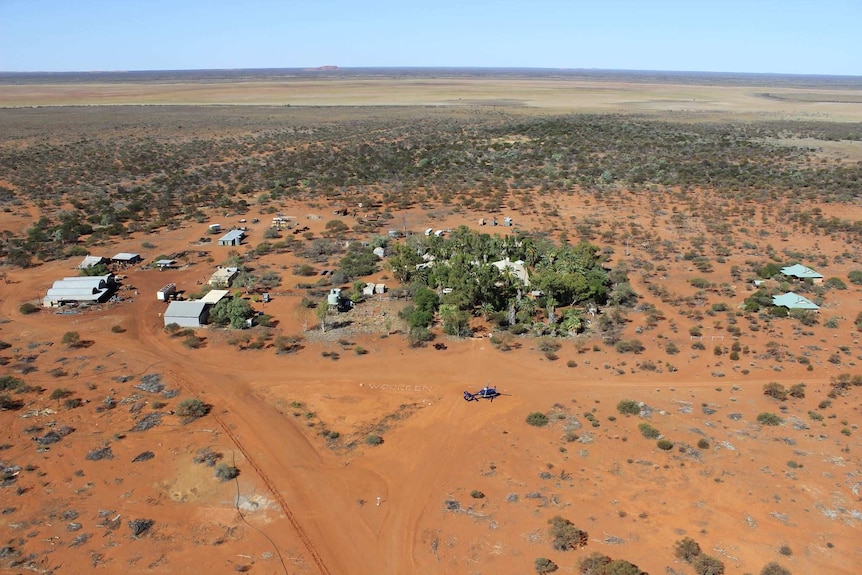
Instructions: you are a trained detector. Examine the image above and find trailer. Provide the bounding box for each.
[157,283,177,302]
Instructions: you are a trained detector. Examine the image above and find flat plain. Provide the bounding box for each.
[0,69,861,575]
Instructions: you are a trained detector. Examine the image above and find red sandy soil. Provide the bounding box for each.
[1,192,861,575]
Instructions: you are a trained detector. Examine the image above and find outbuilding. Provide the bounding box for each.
[218,229,245,246]
[163,301,210,328]
[43,274,116,307]
[111,252,142,265]
[208,266,239,288]
[77,255,108,270]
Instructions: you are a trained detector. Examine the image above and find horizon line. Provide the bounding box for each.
[1,66,861,79]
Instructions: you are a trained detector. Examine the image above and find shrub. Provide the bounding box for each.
[692,554,725,575]
[579,553,612,573]
[470,490,485,499]
[760,563,791,575]
[697,438,710,450]
[365,434,383,446]
[61,331,82,348]
[111,325,126,333]
[534,557,558,574]
[638,423,660,439]
[788,383,805,398]
[617,399,640,415]
[214,463,240,482]
[657,439,674,450]
[763,382,788,401]
[757,412,783,426]
[547,515,588,551]
[614,339,644,354]
[848,270,862,285]
[50,388,72,401]
[674,537,702,562]
[176,398,210,421]
[0,394,24,410]
[19,303,38,315]
[164,322,181,335]
[665,341,679,355]
[526,412,549,427]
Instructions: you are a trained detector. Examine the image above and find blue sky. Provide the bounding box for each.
[1,0,859,75]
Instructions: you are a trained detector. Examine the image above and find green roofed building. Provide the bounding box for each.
[772,292,819,311]
[781,264,824,284]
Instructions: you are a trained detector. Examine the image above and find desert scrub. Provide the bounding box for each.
[638,423,660,439]
[470,490,485,499]
[365,434,383,446]
[757,412,783,426]
[534,557,558,574]
[657,439,674,450]
[547,515,588,551]
[214,463,240,482]
[176,398,211,422]
[616,399,640,415]
[526,412,549,427]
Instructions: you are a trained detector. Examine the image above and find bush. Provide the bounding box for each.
[657,439,674,450]
[760,562,791,575]
[614,339,644,354]
[674,537,702,562]
[638,423,660,439]
[697,438,710,450]
[763,382,788,401]
[848,270,862,285]
[19,303,38,315]
[547,515,588,551]
[111,325,125,333]
[365,434,383,446]
[665,341,679,355]
[176,398,210,421]
[692,554,725,575]
[0,394,24,410]
[534,557,558,574]
[61,331,82,348]
[214,463,240,482]
[470,490,485,499]
[526,412,549,427]
[617,399,640,415]
[757,412,783,426]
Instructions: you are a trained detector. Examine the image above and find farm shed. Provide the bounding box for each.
[111,252,142,265]
[208,266,239,288]
[43,275,116,307]
[218,229,245,246]
[772,292,819,311]
[154,259,176,269]
[163,301,210,328]
[780,264,824,284]
[77,255,108,269]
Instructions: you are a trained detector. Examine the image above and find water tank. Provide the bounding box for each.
[327,288,341,306]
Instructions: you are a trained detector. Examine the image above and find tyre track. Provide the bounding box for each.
[168,369,330,575]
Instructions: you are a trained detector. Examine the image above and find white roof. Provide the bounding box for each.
[164,301,208,318]
[77,255,106,269]
[198,290,229,304]
[112,252,140,261]
[492,258,531,286]
[155,259,175,266]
